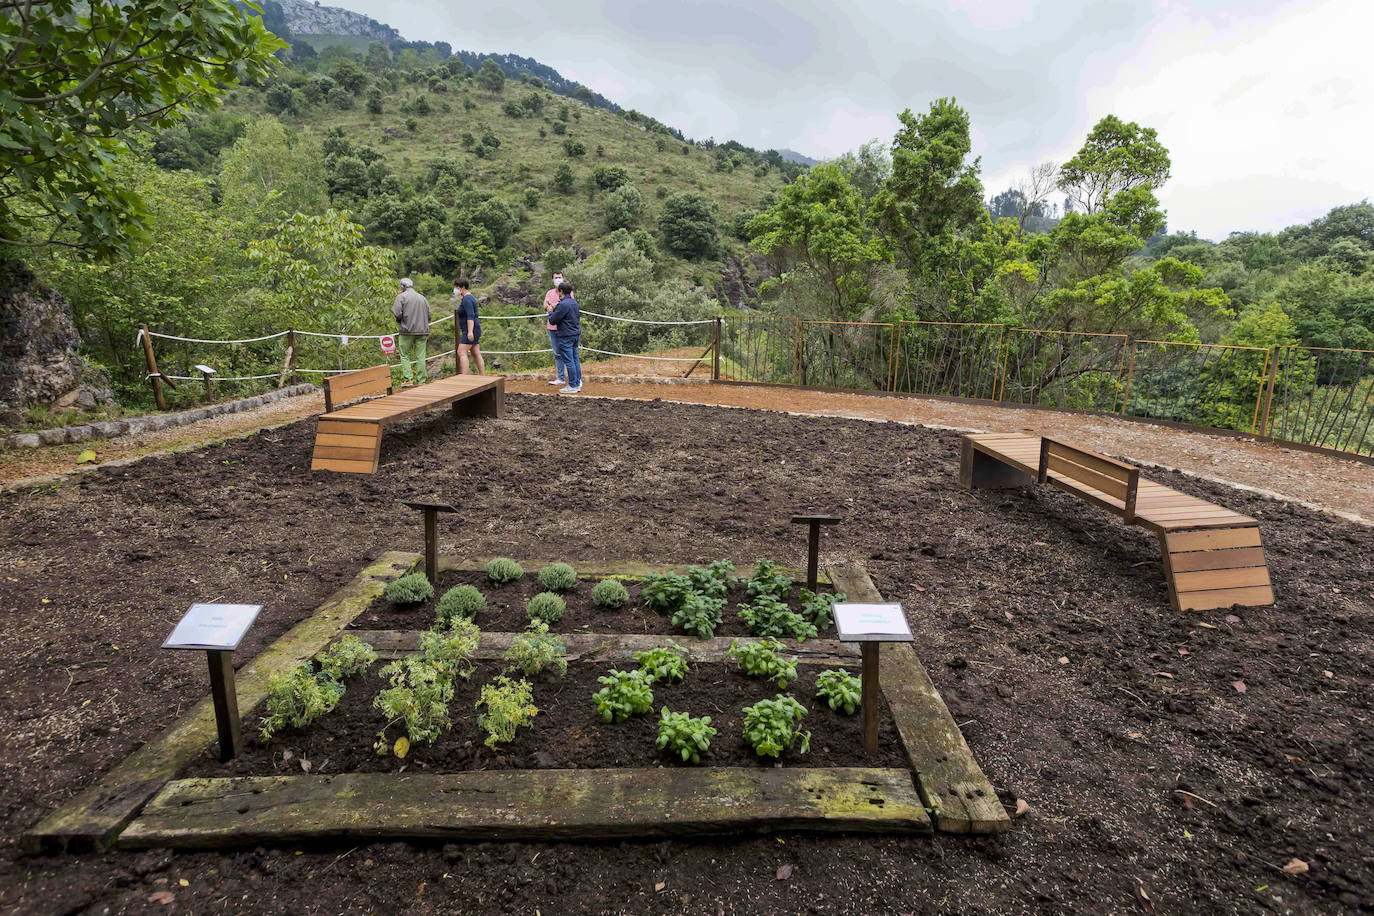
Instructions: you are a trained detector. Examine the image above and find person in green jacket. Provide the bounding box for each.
[392,277,431,387]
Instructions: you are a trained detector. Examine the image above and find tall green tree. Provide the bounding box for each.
[1057,115,1171,215]
[218,117,329,230]
[0,0,283,257]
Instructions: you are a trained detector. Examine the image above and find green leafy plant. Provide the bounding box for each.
[527,591,567,624]
[504,620,568,678]
[746,559,793,601]
[640,572,692,613]
[592,669,654,723]
[385,572,434,606]
[685,559,735,599]
[742,695,811,759]
[727,638,798,688]
[656,707,717,764]
[591,578,630,608]
[486,557,524,584]
[634,641,689,684]
[738,595,818,641]
[317,634,377,680]
[260,663,345,741]
[539,562,577,591]
[373,656,456,754]
[671,592,725,639]
[815,668,862,715]
[476,674,538,748]
[418,618,481,680]
[800,589,845,630]
[436,584,486,626]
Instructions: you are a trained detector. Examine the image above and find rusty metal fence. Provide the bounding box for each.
[718,314,1374,458]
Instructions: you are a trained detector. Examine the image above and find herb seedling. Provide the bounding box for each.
[504,619,568,677]
[373,655,456,754]
[317,634,377,680]
[742,694,811,759]
[592,668,654,723]
[640,572,692,613]
[260,663,345,741]
[634,641,689,684]
[385,572,434,606]
[799,589,845,630]
[738,595,817,641]
[656,707,717,764]
[815,668,862,715]
[746,559,792,601]
[477,674,538,748]
[671,592,725,639]
[726,637,798,688]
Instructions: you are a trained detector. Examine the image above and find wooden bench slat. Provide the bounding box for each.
[1166,527,1262,551]
[1046,453,1132,501]
[1167,546,1268,572]
[1173,566,1271,592]
[310,457,378,473]
[1045,439,1135,476]
[314,433,378,449]
[1177,584,1276,611]
[311,445,379,462]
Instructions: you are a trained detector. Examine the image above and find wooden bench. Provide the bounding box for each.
[959,434,1274,612]
[311,366,505,474]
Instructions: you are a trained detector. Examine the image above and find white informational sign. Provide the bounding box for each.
[162,603,262,651]
[380,334,397,355]
[194,364,216,375]
[834,603,914,643]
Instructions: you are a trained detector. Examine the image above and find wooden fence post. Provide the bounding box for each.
[713,316,722,381]
[277,329,296,389]
[1120,340,1138,415]
[140,324,167,411]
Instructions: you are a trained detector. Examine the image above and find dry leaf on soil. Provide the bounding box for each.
[1232,680,1247,694]
[1014,798,1031,817]
[1282,858,1309,875]
[776,864,793,880]
[147,891,175,905]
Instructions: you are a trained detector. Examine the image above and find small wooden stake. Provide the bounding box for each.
[791,514,841,593]
[200,369,215,402]
[401,499,458,584]
[861,642,879,755]
[206,650,242,762]
[140,325,166,411]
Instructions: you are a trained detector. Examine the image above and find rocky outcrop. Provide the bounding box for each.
[0,259,113,428]
[276,0,401,42]
[714,253,770,310]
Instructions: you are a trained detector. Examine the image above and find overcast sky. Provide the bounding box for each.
[343,0,1372,241]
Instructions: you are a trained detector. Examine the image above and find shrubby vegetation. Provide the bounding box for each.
[815,669,861,715]
[486,558,524,584]
[727,638,798,688]
[742,695,810,759]
[476,674,538,748]
[592,668,655,723]
[527,591,566,624]
[436,585,485,626]
[656,708,716,765]
[591,578,630,608]
[386,572,435,606]
[503,620,568,678]
[539,562,577,592]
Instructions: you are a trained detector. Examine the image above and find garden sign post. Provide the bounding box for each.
[401,499,457,584]
[161,603,262,762]
[790,514,841,593]
[834,603,913,755]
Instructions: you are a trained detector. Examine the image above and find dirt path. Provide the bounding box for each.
[509,377,1374,524]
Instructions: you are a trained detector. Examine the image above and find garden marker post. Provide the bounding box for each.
[161,603,262,762]
[791,514,841,593]
[196,365,216,402]
[401,499,458,584]
[713,316,722,381]
[834,603,913,756]
[140,325,166,411]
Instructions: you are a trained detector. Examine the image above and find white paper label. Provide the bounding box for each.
[162,603,261,651]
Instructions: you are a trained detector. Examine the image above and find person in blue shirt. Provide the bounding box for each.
[545,280,581,393]
[454,278,484,375]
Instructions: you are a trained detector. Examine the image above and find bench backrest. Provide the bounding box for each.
[1037,437,1140,523]
[323,364,393,413]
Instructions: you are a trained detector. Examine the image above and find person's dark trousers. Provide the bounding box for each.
[556,336,581,388]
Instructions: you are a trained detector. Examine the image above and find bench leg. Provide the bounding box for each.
[452,380,505,419]
[960,440,1034,489]
[1158,527,1274,612]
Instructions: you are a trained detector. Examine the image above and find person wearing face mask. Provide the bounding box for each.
[544,270,567,386]
[454,278,485,375]
[546,280,581,393]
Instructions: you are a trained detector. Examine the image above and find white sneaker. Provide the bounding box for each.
[559,385,579,393]
[548,378,564,386]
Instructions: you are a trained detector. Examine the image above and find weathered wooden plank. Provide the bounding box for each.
[346,630,861,665]
[1173,565,1271,592]
[119,768,931,848]
[1177,585,1276,611]
[1166,527,1262,551]
[1045,453,1132,500]
[314,433,378,449]
[316,419,379,436]
[311,445,379,463]
[1166,546,1268,573]
[1044,439,1136,475]
[22,552,419,854]
[310,457,376,474]
[827,562,1010,835]
[435,556,830,585]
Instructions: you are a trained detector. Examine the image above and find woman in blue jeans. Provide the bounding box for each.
[545,280,581,393]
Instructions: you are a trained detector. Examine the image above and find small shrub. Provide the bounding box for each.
[727,638,798,688]
[504,620,568,677]
[477,674,538,748]
[640,572,692,612]
[634,641,689,684]
[800,589,845,630]
[671,592,725,639]
[592,669,654,723]
[738,595,817,641]
[656,707,717,764]
[436,584,486,626]
[815,668,862,715]
[486,557,524,584]
[742,695,810,759]
[539,562,577,592]
[373,656,455,754]
[527,591,566,624]
[386,572,434,606]
[317,635,377,680]
[746,559,792,601]
[260,663,345,741]
[591,578,629,608]
[685,559,735,599]
[419,618,481,680]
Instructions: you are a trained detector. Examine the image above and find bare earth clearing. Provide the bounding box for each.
[0,388,1370,914]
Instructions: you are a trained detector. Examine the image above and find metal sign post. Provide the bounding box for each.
[162,603,262,762]
[834,602,913,755]
[401,499,457,584]
[790,513,841,593]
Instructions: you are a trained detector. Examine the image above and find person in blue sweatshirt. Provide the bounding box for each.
[545,280,581,393]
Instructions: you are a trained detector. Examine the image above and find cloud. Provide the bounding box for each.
[334,0,1371,237]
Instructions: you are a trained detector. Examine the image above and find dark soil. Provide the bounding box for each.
[352,568,833,637]
[1,393,1372,914]
[184,660,900,777]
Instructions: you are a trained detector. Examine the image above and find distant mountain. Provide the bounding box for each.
[778,149,818,167]
[274,0,400,43]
